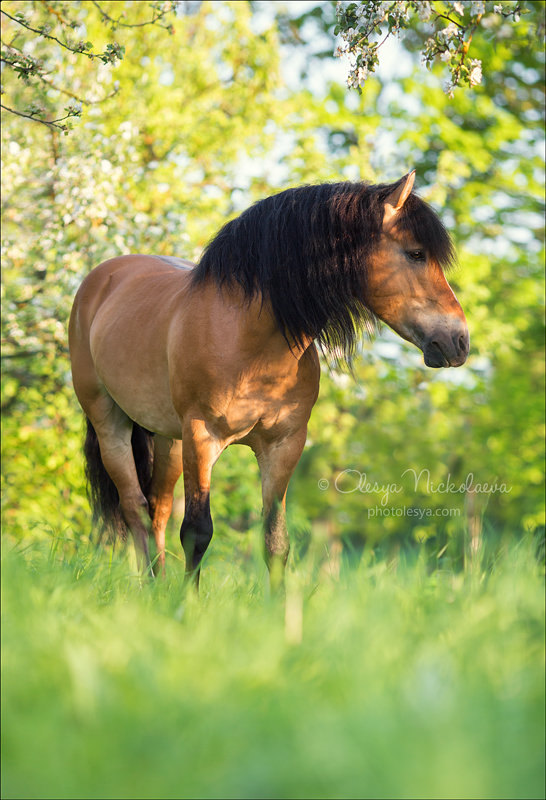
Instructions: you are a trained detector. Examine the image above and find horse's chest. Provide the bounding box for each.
[204,370,315,442]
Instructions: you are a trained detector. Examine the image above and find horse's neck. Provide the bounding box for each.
[242,292,313,359]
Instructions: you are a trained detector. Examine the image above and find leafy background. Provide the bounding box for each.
[1,2,544,798]
[2,1,544,554]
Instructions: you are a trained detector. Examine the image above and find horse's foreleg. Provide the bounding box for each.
[148,436,183,576]
[257,428,307,591]
[179,418,223,589]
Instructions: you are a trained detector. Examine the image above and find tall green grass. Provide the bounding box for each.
[2,531,544,800]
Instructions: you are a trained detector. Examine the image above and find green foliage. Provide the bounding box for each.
[335,1,537,95]
[2,535,544,799]
[289,0,545,548]
[0,0,362,542]
[0,1,177,131]
[1,0,544,556]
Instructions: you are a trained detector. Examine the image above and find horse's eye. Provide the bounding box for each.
[407,250,426,262]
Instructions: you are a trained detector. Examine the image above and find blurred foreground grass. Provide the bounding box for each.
[2,531,544,800]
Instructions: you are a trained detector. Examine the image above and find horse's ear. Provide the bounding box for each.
[383,170,416,229]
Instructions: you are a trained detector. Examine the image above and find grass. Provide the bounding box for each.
[1,529,544,800]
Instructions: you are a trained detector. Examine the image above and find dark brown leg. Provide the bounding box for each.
[179,418,223,589]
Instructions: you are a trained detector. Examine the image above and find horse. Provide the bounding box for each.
[69,171,469,587]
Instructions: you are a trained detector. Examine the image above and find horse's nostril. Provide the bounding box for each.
[453,331,468,355]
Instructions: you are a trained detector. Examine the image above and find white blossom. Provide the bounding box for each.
[438,21,459,42]
[444,78,457,98]
[417,1,432,20]
[469,58,482,86]
[355,65,369,83]
[375,1,392,15]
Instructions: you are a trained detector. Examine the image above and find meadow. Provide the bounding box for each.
[2,529,544,800]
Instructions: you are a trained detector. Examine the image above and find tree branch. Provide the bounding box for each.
[1,42,118,105]
[0,103,75,130]
[90,1,176,30]
[433,12,465,30]
[39,73,120,105]
[1,9,97,59]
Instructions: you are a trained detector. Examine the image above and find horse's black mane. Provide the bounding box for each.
[191,178,455,360]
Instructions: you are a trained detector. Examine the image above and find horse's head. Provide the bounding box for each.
[367,171,469,368]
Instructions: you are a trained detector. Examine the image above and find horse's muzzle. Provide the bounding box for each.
[423,326,469,368]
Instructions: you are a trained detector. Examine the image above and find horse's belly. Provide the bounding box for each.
[113,386,182,438]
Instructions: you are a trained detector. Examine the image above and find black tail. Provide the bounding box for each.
[83,418,154,540]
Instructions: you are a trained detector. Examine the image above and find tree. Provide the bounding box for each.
[334,0,539,95]
[289,0,545,551]
[0,1,178,132]
[0,1,369,541]
[2,0,544,559]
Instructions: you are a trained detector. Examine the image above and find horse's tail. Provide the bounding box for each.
[83,417,154,540]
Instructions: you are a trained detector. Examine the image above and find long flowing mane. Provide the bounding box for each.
[191,178,455,360]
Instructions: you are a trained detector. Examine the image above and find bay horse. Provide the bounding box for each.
[69,171,469,586]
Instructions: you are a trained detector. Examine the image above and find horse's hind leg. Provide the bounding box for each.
[148,436,183,576]
[87,394,154,576]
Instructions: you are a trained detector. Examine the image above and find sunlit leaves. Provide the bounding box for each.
[1,1,373,541]
[0,1,177,131]
[1,0,544,550]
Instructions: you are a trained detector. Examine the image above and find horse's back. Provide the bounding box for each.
[71,254,194,326]
[151,255,194,270]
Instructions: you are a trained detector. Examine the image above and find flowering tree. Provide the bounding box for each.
[0,1,178,132]
[335,0,531,95]
[1,0,544,546]
[1,0,367,539]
